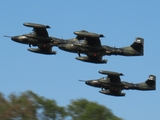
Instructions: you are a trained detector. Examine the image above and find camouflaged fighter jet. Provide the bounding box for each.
[59,30,144,64]
[4,22,77,55]
[79,70,156,97]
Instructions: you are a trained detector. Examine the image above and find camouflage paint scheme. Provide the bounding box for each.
[80,70,156,96]
[4,22,77,55]
[59,30,144,64]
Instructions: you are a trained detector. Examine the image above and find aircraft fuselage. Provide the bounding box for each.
[58,43,142,56]
[85,79,155,91]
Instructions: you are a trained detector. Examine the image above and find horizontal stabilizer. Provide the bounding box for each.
[99,70,124,76]
[23,22,50,28]
[145,75,156,85]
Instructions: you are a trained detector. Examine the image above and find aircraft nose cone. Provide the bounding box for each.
[85,81,90,85]
[11,36,18,41]
[85,80,101,88]
[85,80,93,86]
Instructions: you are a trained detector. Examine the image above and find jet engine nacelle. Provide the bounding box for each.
[99,90,126,97]
[75,56,107,64]
[27,48,56,55]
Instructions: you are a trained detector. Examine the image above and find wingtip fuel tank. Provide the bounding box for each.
[99,90,126,97]
[27,48,56,55]
[23,22,50,28]
[98,70,124,76]
[75,56,107,64]
[74,30,104,38]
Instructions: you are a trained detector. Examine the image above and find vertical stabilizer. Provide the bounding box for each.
[145,75,156,86]
[131,37,144,55]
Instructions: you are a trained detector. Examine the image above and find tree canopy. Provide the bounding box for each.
[0,91,122,120]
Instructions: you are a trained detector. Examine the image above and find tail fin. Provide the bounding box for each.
[131,37,144,55]
[145,75,156,86]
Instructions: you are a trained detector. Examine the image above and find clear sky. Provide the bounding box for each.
[1,1,159,120]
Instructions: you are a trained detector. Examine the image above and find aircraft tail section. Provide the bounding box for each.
[145,75,156,86]
[131,37,144,55]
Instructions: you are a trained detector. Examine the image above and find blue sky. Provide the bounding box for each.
[1,1,159,119]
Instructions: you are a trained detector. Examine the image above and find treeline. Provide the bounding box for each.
[0,91,122,120]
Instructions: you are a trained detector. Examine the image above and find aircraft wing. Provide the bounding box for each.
[23,22,50,37]
[98,70,126,96]
[87,54,104,62]
[99,70,123,83]
[38,45,52,53]
[107,74,121,83]
[74,30,104,47]
[27,43,56,55]
[84,36,101,47]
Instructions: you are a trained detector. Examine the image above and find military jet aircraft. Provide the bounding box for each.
[4,22,77,55]
[59,30,144,64]
[79,70,156,96]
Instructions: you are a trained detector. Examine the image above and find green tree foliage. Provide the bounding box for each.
[67,99,122,120]
[0,92,37,120]
[0,91,122,120]
[26,91,67,120]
